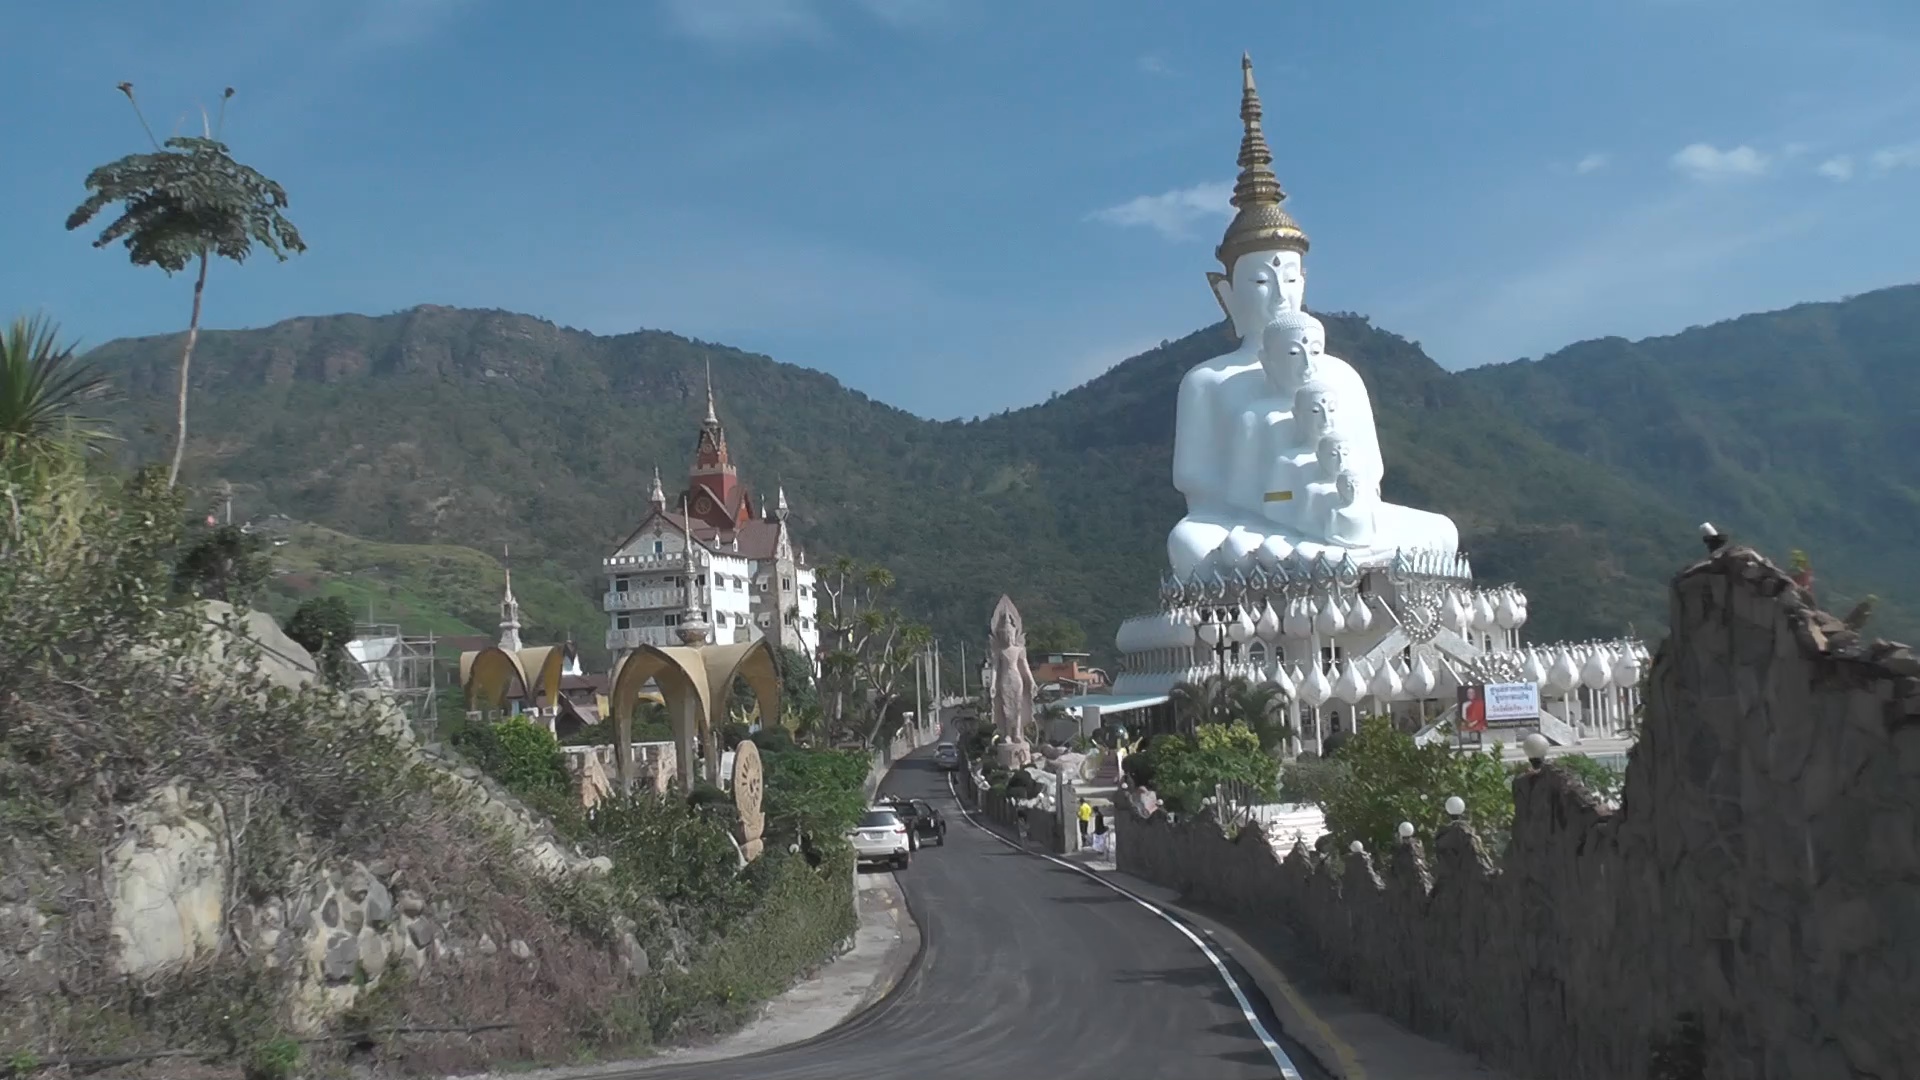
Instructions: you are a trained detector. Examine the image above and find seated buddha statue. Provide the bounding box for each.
[1166,54,1462,576]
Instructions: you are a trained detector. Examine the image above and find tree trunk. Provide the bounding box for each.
[166,251,211,488]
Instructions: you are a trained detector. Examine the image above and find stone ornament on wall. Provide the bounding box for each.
[732,739,765,862]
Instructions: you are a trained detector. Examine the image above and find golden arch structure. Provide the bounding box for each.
[608,639,782,794]
[460,644,566,713]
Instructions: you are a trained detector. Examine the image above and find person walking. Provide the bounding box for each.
[1091,805,1109,855]
[1077,798,1093,844]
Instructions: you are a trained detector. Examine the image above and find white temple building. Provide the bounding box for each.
[1087,56,1646,755]
[602,373,820,663]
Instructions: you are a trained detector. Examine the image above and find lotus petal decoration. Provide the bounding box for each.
[1330,658,1367,704]
[1314,595,1345,637]
[1340,594,1368,634]
[1581,647,1615,690]
[1256,600,1282,641]
[1370,657,1404,702]
[1547,648,1580,693]
[1299,663,1333,708]
[1471,592,1498,633]
[1495,589,1523,629]
[1405,654,1438,697]
[1268,661,1296,697]
[1613,648,1643,688]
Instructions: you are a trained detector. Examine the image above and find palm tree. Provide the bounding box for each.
[1225,679,1295,756]
[1168,673,1294,751]
[66,84,305,487]
[0,314,116,482]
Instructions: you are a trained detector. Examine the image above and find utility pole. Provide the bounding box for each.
[959,640,967,698]
[913,647,924,741]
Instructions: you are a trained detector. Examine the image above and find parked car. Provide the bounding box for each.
[849,807,911,870]
[933,742,960,771]
[883,797,947,848]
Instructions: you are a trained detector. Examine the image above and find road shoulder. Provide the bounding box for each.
[1078,855,1516,1080]
[455,870,921,1079]
[640,870,920,1068]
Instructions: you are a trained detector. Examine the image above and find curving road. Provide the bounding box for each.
[633,743,1327,1080]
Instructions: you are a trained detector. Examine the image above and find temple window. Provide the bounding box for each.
[653,540,664,555]
[665,614,680,626]
[616,615,631,630]
[615,577,630,593]
[1247,641,1267,664]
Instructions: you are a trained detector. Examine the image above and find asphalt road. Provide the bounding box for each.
[634,745,1327,1080]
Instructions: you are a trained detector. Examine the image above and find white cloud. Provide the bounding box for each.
[661,0,825,44]
[1670,143,1770,181]
[1087,181,1233,241]
[1817,155,1855,182]
[1574,152,1610,175]
[1869,143,1920,175]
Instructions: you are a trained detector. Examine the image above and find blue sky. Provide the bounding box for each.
[5,0,1919,420]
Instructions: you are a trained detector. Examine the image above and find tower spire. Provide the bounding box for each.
[648,464,666,511]
[1214,53,1309,273]
[676,498,711,646]
[704,358,717,425]
[498,544,523,652]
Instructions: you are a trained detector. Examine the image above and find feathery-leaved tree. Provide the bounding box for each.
[815,556,932,748]
[0,314,117,484]
[65,84,305,487]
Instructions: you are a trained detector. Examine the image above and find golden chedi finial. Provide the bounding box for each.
[1214,53,1309,275]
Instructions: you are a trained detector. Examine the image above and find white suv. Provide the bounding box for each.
[849,807,912,870]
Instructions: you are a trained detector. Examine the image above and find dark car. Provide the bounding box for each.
[883,797,947,848]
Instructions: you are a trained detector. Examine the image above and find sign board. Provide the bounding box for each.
[1483,682,1541,726]
[1456,682,1541,732]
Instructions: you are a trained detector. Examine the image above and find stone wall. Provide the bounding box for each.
[1119,547,1920,1080]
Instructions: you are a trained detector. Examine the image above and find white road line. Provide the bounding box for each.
[944,773,1305,1080]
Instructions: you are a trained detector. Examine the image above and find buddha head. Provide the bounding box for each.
[1334,471,1360,507]
[1316,435,1350,482]
[1206,56,1311,340]
[1261,310,1324,392]
[1294,385,1338,444]
[1214,251,1306,339]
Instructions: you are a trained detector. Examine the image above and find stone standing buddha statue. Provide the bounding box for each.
[1166,53,1460,577]
[988,595,1037,769]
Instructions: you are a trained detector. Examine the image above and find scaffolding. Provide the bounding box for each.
[349,623,440,741]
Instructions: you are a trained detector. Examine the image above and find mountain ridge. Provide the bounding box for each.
[81,284,1919,661]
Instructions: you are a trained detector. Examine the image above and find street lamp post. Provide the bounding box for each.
[1194,606,1254,729]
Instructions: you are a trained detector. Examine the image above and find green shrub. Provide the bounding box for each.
[453,716,571,797]
[654,848,855,1042]
[761,746,868,847]
[1311,717,1514,854]
[242,1036,302,1080]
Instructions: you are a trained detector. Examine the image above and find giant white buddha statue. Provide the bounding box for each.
[1167,54,1460,577]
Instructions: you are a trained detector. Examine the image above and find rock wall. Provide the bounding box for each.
[1119,547,1920,1080]
[2,604,621,1041]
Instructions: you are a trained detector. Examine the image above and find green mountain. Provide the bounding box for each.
[83,287,1919,666]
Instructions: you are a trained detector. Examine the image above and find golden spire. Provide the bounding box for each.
[703,359,717,425]
[1214,53,1309,275]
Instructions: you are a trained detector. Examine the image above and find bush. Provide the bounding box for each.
[1311,717,1514,854]
[761,746,868,847]
[453,716,571,798]
[653,847,855,1041]
[1551,752,1625,803]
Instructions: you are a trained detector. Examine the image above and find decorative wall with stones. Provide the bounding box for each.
[1119,547,1920,1080]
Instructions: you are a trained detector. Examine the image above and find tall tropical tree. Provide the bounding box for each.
[1168,673,1294,753]
[1225,678,1295,756]
[65,84,305,487]
[0,314,116,482]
